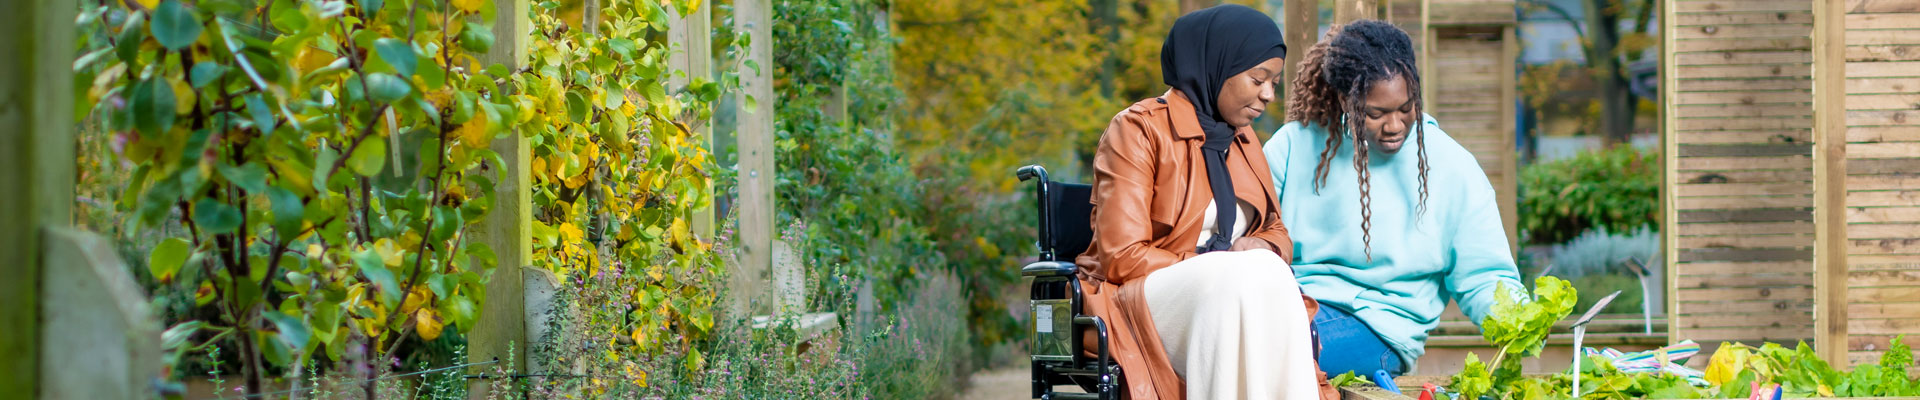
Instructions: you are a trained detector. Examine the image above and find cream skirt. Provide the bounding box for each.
[1143,250,1320,400]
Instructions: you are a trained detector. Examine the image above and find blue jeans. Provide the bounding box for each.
[1313,305,1406,378]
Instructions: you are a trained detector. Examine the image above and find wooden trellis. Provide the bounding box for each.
[1661,0,1920,370]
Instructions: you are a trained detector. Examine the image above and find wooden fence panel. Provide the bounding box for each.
[1429,23,1519,253]
[1665,0,1819,345]
[1843,0,1920,372]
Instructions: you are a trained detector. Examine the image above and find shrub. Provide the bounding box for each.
[1518,146,1660,245]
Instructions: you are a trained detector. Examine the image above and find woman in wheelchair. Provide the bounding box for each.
[1073,5,1335,399]
[1263,20,1526,379]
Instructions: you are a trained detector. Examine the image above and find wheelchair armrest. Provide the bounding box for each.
[1022,261,1078,277]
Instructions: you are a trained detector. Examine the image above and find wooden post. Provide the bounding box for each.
[1334,0,1380,24]
[469,0,533,396]
[1284,0,1319,108]
[1499,24,1519,254]
[1,0,75,395]
[1657,0,1679,345]
[733,0,776,316]
[668,2,714,239]
[1812,0,1849,367]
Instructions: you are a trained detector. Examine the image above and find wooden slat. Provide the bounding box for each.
[1848,334,1920,351]
[1676,37,1814,52]
[1848,61,1920,77]
[1848,269,1920,288]
[1677,286,1814,302]
[1846,0,1920,13]
[1847,109,1920,125]
[1677,195,1815,210]
[1845,93,1920,110]
[1678,208,1813,223]
[1676,51,1814,66]
[1847,317,1920,334]
[1676,117,1815,131]
[1677,143,1813,157]
[1680,247,1815,262]
[1844,204,1920,222]
[1848,142,1920,158]
[1846,77,1920,94]
[1849,158,1920,174]
[1676,182,1814,196]
[1674,0,1812,13]
[1675,90,1812,105]
[1677,78,1812,91]
[1848,29,1920,46]
[1679,169,1815,184]
[1675,104,1816,118]
[1677,155,1810,170]
[1674,327,1813,342]
[1848,254,1920,265]
[1847,45,1920,61]
[1844,12,1920,29]
[1849,223,1920,239]
[1675,12,1814,26]
[1848,190,1920,205]
[1674,24,1813,40]
[1678,221,1816,235]
[1677,312,1815,330]
[1848,126,1920,142]
[1672,298,1815,314]
[1850,238,1920,254]
[1676,272,1813,289]
[1674,130,1814,145]
[1677,260,1815,275]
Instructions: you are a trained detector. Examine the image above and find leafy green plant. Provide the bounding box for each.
[1518,146,1659,245]
[79,0,512,393]
[1451,276,1578,399]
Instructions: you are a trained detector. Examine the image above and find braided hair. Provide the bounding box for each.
[1285,20,1428,261]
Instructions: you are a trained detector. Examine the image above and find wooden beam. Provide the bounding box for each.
[734,0,776,316]
[0,0,75,395]
[1285,0,1320,109]
[1812,0,1851,367]
[468,0,532,397]
[1499,24,1519,254]
[1335,0,1381,24]
[1660,0,1681,345]
[668,2,715,239]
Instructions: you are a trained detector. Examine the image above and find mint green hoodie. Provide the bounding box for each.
[1263,115,1524,370]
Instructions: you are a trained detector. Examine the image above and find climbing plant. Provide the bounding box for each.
[77,0,513,394]
[510,0,732,362]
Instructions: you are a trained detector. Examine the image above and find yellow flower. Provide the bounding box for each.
[458,118,490,150]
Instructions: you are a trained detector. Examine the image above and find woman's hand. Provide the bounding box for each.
[1229,237,1275,255]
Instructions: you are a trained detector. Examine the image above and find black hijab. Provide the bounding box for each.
[1161,4,1286,253]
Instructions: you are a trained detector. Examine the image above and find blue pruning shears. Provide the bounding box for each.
[1374,369,1401,394]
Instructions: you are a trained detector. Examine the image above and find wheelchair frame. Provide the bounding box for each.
[1017,165,1121,400]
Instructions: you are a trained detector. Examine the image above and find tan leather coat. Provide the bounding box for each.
[1074,90,1337,399]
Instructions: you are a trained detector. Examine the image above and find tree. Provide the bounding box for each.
[1524,0,1658,144]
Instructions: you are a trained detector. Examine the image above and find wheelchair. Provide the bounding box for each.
[1016,164,1121,400]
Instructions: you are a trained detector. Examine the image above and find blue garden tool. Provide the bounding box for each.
[1373,369,1401,394]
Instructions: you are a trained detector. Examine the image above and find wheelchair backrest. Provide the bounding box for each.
[1041,181,1095,262]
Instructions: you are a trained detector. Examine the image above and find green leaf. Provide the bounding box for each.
[458,21,494,53]
[161,320,203,351]
[263,311,310,353]
[266,186,305,240]
[347,135,388,176]
[151,0,204,51]
[313,145,338,193]
[373,38,417,77]
[430,205,462,242]
[192,199,242,234]
[245,94,275,134]
[364,73,412,103]
[268,0,308,32]
[217,163,269,194]
[148,238,192,282]
[565,90,589,124]
[131,79,177,139]
[354,249,402,307]
[190,62,227,88]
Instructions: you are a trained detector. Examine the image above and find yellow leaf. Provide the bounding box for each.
[559,223,585,243]
[670,218,690,247]
[414,309,445,340]
[450,0,483,14]
[399,286,431,316]
[374,238,404,267]
[458,118,490,150]
[169,77,196,115]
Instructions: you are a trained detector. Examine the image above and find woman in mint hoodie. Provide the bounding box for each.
[1263,20,1524,377]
